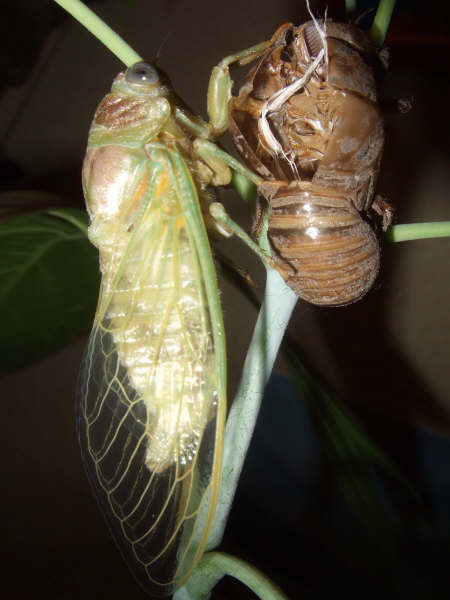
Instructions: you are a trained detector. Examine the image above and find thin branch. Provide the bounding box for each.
[175,552,290,600]
[370,0,396,46]
[53,0,141,65]
[386,222,450,243]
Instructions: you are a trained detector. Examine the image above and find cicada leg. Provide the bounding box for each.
[173,35,276,187]
[173,39,277,266]
[209,202,273,269]
[190,137,274,266]
[206,40,272,136]
[191,139,272,265]
[372,194,394,232]
[193,139,261,186]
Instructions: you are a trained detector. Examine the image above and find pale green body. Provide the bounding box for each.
[79,66,232,596]
[78,42,270,597]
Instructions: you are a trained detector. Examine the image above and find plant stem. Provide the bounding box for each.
[206,268,298,550]
[52,0,141,65]
[176,270,297,600]
[370,0,396,46]
[175,552,289,600]
[386,222,450,242]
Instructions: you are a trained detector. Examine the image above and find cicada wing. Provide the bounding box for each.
[77,149,225,596]
[77,329,180,588]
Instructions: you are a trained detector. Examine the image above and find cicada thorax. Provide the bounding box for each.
[229,19,388,306]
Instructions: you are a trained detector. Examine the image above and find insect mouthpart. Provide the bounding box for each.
[304,21,325,58]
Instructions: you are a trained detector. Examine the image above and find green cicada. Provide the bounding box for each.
[78,60,232,596]
[77,25,273,593]
[77,52,268,596]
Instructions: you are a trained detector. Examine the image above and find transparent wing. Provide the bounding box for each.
[77,148,224,596]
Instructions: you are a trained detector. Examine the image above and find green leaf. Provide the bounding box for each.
[0,209,99,373]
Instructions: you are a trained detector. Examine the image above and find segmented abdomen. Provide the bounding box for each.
[91,210,215,472]
[268,186,380,306]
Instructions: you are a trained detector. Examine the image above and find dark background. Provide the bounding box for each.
[1,0,450,598]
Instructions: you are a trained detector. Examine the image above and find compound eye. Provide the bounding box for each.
[125,62,159,85]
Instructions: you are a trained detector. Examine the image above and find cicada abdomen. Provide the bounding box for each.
[259,181,379,305]
[78,62,227,596]
[229,19,393,306]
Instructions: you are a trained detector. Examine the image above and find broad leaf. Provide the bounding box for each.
[0,208,99,373]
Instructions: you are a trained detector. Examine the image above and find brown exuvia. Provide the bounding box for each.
[229,20,393,306]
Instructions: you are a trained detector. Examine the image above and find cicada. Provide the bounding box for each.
[78,61,234,596]
[225,19,394,306]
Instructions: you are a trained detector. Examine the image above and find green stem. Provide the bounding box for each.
[386,222,450,242]
[206,268,298,550]
[370,0,396,46]
[52,0,141,65]
[175,552,289,600]
[176,269,297,599]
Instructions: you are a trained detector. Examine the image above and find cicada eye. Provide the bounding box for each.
[126,62,159,85]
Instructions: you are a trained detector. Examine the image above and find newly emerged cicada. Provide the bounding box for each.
[227,19,394,306]
[78,61,235,596]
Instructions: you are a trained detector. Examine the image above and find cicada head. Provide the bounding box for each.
[92,62,171,133]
